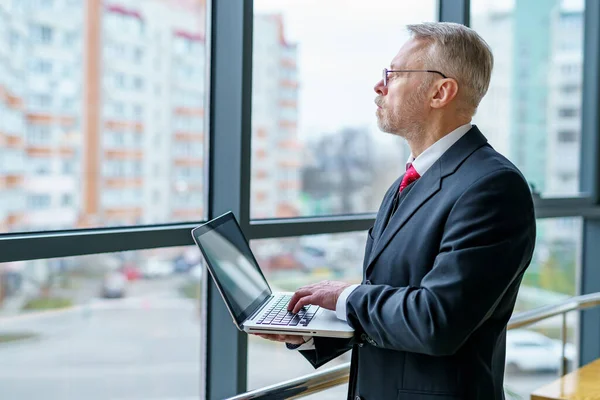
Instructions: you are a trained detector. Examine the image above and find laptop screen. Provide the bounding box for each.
[192,213,271,325]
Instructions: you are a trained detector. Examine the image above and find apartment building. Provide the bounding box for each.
[471,8,513,157]
[84,0,206,227]
[24,0,84,231]
[474,0,584,255]
[252,14,301,219]
[0,1,301,232]
[0,0,27,232]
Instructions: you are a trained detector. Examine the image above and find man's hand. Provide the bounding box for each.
[252,334,306,345]
[288,280,351,314]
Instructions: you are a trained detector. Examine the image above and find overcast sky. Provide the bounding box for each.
[253,0,584,143]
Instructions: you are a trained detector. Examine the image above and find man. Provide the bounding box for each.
[256,22,535,400]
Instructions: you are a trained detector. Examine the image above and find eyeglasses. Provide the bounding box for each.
[382,67,448,87]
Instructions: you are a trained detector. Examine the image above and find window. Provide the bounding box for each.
[558,108,578,118]
[30,59,53,74]
[114,73,126,88]
[133,47,143,64]
[472,0,585,198]
[30,24,53,44]
[509,217,581,397]
[133,104,143,118]
[558,130,577,143]
[0,247,202,399]
[61,193,73,206]
[247,231,366,391]
[561,84,579,94]
[28,126,52,144]
[28,194,52,209]
[62,160,74,174]
[251,0,436,218]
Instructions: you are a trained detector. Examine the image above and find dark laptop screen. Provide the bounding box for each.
[192,213,271,325]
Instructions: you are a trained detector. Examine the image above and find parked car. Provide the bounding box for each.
[505,329,576,373]
[101,271,127,299]
[141,257,174,279]
[121,263,142,281]
[293,245,328,272]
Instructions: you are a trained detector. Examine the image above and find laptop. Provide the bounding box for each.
[190,212,354,338]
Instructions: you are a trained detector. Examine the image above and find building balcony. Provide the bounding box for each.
[173,132,204,142]
[173,107,204,117]
[170,208,204,219]
[173,157,203,167]
[104,119,144,132]
[103,178,143,189]
[104,149,143,160]
[103,206,143,222]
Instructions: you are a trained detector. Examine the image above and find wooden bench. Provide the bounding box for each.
[531,358,600,400]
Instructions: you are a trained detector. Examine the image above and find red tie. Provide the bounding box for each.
[399,164,420,192]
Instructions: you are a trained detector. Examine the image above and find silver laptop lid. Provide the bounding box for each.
[191,212,272,329]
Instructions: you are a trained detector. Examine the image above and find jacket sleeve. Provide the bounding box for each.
[298,336,355,369]
[345,169,536,356]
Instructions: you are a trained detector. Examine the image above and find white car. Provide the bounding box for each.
[505,329,576,373]
[141,257,175,279]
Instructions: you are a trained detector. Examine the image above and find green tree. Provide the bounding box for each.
[538,251,576,295]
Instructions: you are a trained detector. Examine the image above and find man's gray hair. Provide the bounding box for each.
[407,22,493,114]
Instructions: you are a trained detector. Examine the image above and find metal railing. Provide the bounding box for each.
[228,292,600,400]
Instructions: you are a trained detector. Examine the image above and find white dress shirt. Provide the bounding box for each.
[292,123,473,351]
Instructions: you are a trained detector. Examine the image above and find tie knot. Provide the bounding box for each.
[399,165,420,192]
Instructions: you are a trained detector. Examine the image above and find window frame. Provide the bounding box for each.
[1,1,600,399]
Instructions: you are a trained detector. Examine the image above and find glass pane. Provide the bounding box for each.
[507,217,581,399]
[0,0,208,234]
[247,231,366,390]
[472,0,585,198]
[247,219,582,399]
[0,246,202,400]
[251,1,437,219]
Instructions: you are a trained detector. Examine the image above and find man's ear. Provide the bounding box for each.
[430,79,459,109]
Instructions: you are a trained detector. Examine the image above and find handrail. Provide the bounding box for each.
[508,292,600,329]
[228,292,600,400]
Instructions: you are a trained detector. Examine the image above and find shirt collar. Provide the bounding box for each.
[405,123,472,175]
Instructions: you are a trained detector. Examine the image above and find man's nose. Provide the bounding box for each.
[374,79,387,96]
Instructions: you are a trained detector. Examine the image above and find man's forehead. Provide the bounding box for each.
[391,39,427,69]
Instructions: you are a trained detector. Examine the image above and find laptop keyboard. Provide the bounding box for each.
[255,295,319,327]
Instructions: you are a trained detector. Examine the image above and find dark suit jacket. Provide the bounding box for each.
[300,126,536,400]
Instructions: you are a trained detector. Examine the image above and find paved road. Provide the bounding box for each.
[0,277,563,400]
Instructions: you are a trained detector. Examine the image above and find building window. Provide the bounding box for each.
[114,73,126,88]
[561,84,579,94]
[133,77,144,90]
[30,59,53,74]
[31,25,53,44]
[28,194,52,209]
[558,108,578,118]
[558,130,577,143]
[28,126,52,144]
[30,94,52,109]
[61,194,73,206]
[133,47,143,64]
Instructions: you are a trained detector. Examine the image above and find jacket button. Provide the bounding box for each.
[365,280,372,285]
[355,396,362,400]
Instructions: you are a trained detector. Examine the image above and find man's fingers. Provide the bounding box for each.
[292,295,315,314]
[253,334,305,345]
[288,288,312,311]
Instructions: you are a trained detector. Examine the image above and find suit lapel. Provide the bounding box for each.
[366,126,489,271]
[371,176,401,242]
[367,162,441,269]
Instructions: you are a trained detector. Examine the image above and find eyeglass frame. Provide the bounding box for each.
[382,67,449,87]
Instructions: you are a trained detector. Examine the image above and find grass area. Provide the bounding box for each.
[179,281,202,300]
[0,332,38,344]
[23,297,73,311]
